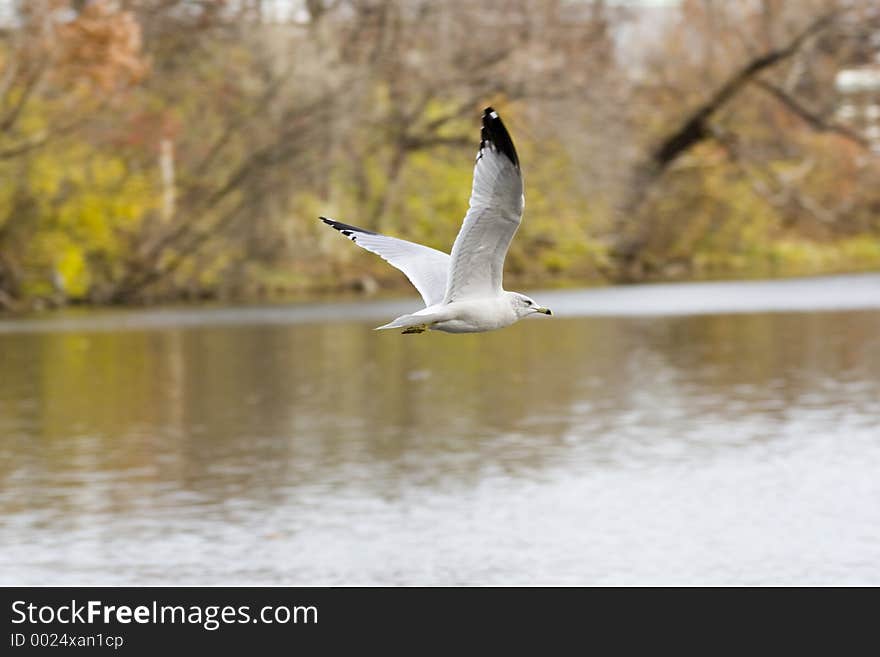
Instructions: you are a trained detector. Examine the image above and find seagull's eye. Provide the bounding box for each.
[525,300,532,306]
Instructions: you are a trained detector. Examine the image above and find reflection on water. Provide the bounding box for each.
[1,277,880,584]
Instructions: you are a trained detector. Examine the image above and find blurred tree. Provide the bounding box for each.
[0,0,147,308]
[0,0,878,310]
[609,0,880,280]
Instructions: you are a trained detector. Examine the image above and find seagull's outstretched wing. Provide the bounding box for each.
[320,217,450,307]
[444,107,524,303]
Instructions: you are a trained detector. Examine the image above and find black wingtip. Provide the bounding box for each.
[319,216,378,236]
[479,107,520,169]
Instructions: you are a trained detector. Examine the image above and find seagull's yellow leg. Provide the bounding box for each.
[401,324,429,334]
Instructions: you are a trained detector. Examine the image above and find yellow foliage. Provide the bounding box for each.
[2,135,157,301]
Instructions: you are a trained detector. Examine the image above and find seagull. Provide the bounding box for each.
[320,107,552,334]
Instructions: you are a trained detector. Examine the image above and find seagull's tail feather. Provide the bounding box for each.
[375,310,440,332]
[375,313,425,331]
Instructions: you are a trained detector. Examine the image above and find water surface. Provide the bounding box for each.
[1,274,879,584]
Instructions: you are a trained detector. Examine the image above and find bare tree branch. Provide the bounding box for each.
[609,9,843,280]
[0,57,49,134]
[752,78,872,150]
[650,11,839,172]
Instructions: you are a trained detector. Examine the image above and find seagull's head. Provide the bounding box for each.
[509,292,552,319]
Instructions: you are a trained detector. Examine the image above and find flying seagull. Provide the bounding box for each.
[320,107,551,334]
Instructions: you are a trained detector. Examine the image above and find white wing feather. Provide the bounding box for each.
[320,217,449,307]
[444,109,524,303]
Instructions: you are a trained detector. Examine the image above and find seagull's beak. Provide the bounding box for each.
[535,307,552,316]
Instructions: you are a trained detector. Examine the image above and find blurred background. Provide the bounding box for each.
[1,1,880,586]
[0,0,879,310]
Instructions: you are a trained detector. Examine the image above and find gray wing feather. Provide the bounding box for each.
[444,109,523,302]
[320,217,449,307]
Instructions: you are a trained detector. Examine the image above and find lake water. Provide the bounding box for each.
[1,274,879,585]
